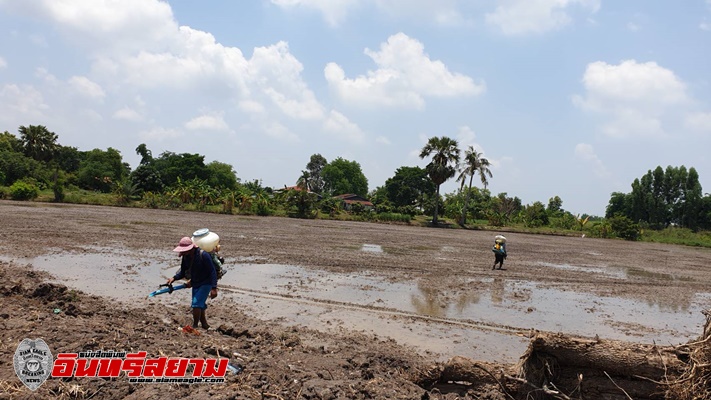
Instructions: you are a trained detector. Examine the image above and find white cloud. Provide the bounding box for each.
[68,76,105,99]
[17,0,178,54]
[486,0,600,35]
[574,143,609,178]
[325,33,484,109]
[627,22,640,32]
[701,21,711,31]
[251,41,325,120]
[455,126,478,148]
[5,0,335,141]
[0,57,6,68]
[112,106,143,122]
[323,110,365,143]
[0,84,49,121]
[580,60,686,106]
[104,26,250,94]
[573,60,689,138]
[185,113,229,131]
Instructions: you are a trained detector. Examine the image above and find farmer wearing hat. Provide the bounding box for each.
[167,237,218,330]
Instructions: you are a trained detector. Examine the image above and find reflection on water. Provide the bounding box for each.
[541,261,693,283]
[411,284,444,317]
[539,262,697,311]
[490,277,505,305]
[17,251,711,348]
[410,281,482,317]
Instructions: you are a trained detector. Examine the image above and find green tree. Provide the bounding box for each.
[605,192,630,218]
[152,151,210,188]
[76,148,130,192]
[280,188,318,219]
[206,161,239,190]
[456,146,492,225]
[547,196,563,216]
[419,136,460,225]
[487,193,521,227]
[18,125,59,162]
[135,143,153,165]
[306,154,327,194]
[55,145,81,174]
[0,151,44,185]
[130,164,164,194]
[615,165,705,230]
[321,157,368,197]
[384,166,435,209]
[0,131,22,152]
[681,167,703,230]
[521,201,549,227]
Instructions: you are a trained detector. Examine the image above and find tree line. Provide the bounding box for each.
[606,166,711,231]
[2,125,711,239]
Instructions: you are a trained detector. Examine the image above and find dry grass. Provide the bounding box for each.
[666,309,711,399]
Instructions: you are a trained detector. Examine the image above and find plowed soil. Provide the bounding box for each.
[1,201,711,399]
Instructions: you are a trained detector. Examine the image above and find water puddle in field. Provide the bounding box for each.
[540,262,688,282]
[7,250,710,363]
[361,244,383,253]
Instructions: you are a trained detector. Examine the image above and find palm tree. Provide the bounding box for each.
[296,170,311,191]
[456,146,493,225]
[18,125,58,162]
[419,136,460,225]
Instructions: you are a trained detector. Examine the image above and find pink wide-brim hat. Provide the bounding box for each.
[173,236,196,252]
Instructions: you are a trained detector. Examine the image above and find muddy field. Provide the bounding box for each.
[2,201,711,399]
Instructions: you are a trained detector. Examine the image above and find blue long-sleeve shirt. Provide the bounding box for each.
[173,248,217,289]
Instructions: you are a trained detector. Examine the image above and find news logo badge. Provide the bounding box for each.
[14,338,53,391]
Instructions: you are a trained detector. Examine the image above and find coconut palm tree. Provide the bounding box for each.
[419,136,460,225]
[296,170,311,191]
[456,146,493,225]
[18,125,58,162]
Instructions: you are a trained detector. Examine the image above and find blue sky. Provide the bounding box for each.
[1,1,710,216]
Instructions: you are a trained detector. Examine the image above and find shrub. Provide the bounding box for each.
[396,205,419,217]
[10,180,39,200]
[255,201,272,216]
[608,215,640,241]
[376,212,411,223]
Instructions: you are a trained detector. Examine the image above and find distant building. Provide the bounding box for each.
[278,185,322,200]
[281,185,310,192]
[333,194,373,211]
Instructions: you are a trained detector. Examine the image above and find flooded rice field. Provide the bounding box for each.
[3,201,711,364]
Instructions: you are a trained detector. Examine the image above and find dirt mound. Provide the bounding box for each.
[0,261,438,399]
